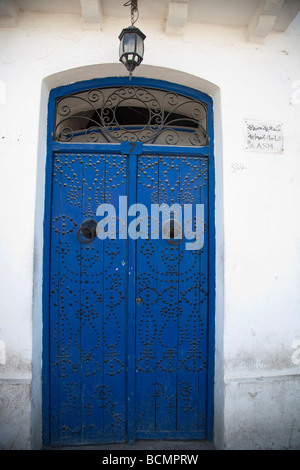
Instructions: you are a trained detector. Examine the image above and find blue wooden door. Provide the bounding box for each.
[49,147,209,446]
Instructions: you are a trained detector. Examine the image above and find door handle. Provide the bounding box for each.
[77,218,98,244]
[162,219,184,245]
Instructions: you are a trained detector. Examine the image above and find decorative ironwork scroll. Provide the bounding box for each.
[54,86,208,146]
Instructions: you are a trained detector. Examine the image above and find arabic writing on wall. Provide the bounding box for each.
[244,120,283,153]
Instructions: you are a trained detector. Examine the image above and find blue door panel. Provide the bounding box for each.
[135,155,208,439]
[49,153,127,445]
[50,154,83,444]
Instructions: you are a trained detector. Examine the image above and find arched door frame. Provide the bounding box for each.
[32,68,223,449]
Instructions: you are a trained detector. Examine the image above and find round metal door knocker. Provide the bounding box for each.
[162,219,184,245]
[77,218,98,244]
[167,233,184,245]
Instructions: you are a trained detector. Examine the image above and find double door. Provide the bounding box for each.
[48,143,210,446]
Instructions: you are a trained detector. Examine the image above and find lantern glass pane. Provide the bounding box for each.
[136,35,144,57]
[123,33,137,53]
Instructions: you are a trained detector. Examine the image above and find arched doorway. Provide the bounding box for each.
[42,76,215,447]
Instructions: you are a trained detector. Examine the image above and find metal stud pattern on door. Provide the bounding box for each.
[50,153,128,445]
[49,150,209,445]
[135,154,208,439]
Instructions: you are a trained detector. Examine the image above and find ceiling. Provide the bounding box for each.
[1,0,299,43]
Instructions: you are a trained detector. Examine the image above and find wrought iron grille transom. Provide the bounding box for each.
[54,86,208,146]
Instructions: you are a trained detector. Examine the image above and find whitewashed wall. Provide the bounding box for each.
[0,11,299,449]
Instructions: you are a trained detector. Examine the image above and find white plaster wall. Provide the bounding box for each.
[0,10,299,449]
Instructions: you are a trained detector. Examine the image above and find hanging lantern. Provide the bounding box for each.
[119,26,146,75]
[119,1,146,78]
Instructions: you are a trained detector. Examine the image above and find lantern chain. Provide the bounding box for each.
[123,0,139,25]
